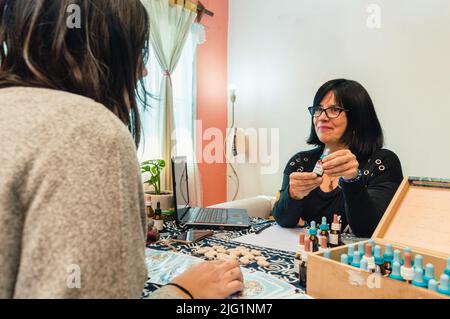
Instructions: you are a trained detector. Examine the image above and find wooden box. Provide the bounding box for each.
[307,177,450,299]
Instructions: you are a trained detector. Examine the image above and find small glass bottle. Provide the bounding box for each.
[319,235,328,252]
[362,243,376,273]
[308,221,319,252]
[445,257,450,277]
[374,245,386,275]
[319,216,329,245]
[298,233,306,251]
[400,252,415,284]
[329,214,342,248]
[313,148,331,177]
[382,244,394,276]
[153,202,164,232]
[299,238,311,288]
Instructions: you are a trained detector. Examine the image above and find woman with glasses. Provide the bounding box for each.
[272,79,403,238]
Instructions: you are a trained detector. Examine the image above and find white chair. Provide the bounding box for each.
[208,196,276,219]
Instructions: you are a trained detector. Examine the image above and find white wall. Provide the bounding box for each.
[227,0,450,200]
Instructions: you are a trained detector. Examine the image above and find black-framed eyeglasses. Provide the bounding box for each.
[308,106,349,119]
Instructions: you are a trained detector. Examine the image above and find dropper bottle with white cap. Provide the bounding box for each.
[313,148,331,177]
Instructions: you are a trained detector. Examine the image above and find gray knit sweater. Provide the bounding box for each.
[0,87,180,299]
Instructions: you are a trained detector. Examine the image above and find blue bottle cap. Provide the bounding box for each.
[428,279,438,292]
[341,254,348,265]
[309,221,317,235]
[374,245,381,257]
[424,263,435,283]
[393,249,401,264]
[374,245,384,265]
[412,267,427,288]
[389,261,404,281]
[404,247,412,253]
[438,274,450,296]
[445,257,450,277]
[351,251,361,268]
[320,217,328,230]
[358,243,365,257]
[347,244,355,256]
[383,244,393,262]
[368,239,375,253]
[360,259,368,271]
[324,249,331,259]
[414,255,423,270]
[347,244,355,264]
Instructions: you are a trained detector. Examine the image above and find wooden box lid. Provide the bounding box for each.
[372,177,450,258]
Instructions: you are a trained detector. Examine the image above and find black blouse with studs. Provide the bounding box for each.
[272,147,404,238]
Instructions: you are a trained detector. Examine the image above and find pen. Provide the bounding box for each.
[253,220,273,227]
[255,223,272,234]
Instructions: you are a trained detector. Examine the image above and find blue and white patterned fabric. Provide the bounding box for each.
[142,218,363,299]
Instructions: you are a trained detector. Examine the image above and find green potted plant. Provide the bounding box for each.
[141,159,173,210]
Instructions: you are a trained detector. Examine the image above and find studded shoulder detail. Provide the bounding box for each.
[284,149,321,175]
[361,151,391,181]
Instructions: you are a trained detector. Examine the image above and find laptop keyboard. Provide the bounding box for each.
[193,208,228,224]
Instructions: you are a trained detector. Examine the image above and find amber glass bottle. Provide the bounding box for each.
[153,202,164,232]
[329,214,342,248]
[308,222,319,252]
[299,238,311,288]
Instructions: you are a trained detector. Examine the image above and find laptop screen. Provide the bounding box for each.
[171,156,190,221]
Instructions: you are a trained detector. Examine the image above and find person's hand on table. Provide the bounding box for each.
[321,149,359,179]
[169,258,244,299]
[289,172,323,200]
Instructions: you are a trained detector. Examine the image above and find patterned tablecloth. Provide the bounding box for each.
[141,218,365,299]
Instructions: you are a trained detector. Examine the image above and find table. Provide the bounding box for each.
[141,218,364,299]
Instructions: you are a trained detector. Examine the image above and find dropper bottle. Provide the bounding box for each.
[308,221,319,252]
[299,238,311,288]
[382,244,394,275]
[313,148,331,177]
[319,216,330,245]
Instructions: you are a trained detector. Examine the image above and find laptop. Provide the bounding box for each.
[171,156,251,229]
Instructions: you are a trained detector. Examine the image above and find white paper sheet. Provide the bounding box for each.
[234,224,307,253]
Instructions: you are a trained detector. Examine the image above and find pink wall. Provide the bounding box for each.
[197,0,229,206]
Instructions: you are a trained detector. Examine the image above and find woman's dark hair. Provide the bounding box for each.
[307,79,384,160]
[0,0,150,146]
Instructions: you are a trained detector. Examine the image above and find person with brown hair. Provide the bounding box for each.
[0,0,243,299]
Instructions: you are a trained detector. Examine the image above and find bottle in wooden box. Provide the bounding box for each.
[306,177,450,299]
[319,217,329,245]
[329,214,343,248]
[308,221,319,252]
[382,244,394,276]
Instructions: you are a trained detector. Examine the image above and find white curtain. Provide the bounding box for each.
[139,3,204,206]
[141,0,198,192]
